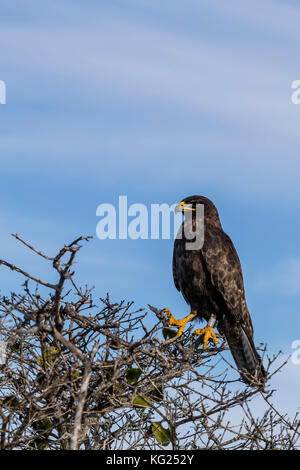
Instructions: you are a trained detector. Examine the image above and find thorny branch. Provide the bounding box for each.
[0,235,298,450]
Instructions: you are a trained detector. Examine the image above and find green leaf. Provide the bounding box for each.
[118,381,127,394]
[162,328,178,340]
[37,346,59,367]
[149,385,164,402]
[2,395,20,409]
[108,380,126,395]
[127,368,142,384]
[29,437,49,450]
[37,441,48,451]
[133,395,152,408]
[9,341,20,352]
[36,372,46,386]
[151,422,171,446]
[32,416,52,433]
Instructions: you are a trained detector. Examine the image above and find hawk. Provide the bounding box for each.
[165,195,266,387]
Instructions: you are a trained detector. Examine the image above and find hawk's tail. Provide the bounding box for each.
[222,322,266,388]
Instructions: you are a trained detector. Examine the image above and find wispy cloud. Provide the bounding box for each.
[254,257,300,295]
[1,1,300,200]
[0,18,297,135]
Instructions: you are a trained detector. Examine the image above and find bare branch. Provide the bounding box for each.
[0,235,297,450]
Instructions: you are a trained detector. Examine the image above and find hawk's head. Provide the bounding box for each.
[175,195,222,228]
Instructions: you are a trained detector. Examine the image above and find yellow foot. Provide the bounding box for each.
[163,308,196,336]
[194,326,218,350]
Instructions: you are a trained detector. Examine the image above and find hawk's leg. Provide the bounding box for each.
[163,308,197,336]
[194,314,218,350]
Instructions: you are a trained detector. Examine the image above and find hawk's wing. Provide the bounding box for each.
[172,241,180,292]
[200,224,266,384]
[200,223,253,335]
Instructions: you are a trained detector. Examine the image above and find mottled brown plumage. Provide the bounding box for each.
[173,195,266,386]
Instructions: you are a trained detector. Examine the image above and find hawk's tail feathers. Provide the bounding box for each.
[224,324,266,388]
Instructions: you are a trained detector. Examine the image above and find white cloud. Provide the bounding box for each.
[0,5,299,139]
[207,0,300,42]
[254,257,300,295]
[1,0,300,200]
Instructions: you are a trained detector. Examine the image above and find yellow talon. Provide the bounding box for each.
[163,308,196,336]
[194,326,218,350]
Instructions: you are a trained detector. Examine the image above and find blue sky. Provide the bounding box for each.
[0,0,300,415]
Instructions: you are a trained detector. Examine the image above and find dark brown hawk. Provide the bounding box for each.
[165,195,266,387]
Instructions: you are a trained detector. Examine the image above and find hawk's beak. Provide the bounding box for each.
[175,201,185,213]
[175,201,195,213]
